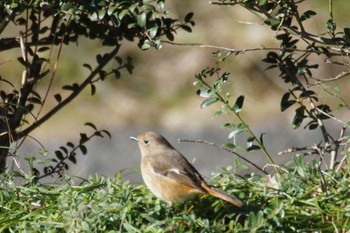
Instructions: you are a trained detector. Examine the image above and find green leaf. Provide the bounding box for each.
[326,19,336,34]
[223,123,235,128]
[83,63,92,71]
[98,10,106,19]
[79,145,87,155]
[300,10,316,21]
[137,12,147,27]
[344,28,350,39]
[54,94,62,103]
[148,26,158,38]
[228,123,247,139]
[85,122,97,130]
[222,143,236,149]
[118,9,129,20]
[90,83,96,95]
[80,133,89,144]
[55,150,64,161]
[292,107,305,129]
[200,97,219,109]
[258,0,267,6]
[232,95,244,113]
[68,155,77,164]
[140,39,153,50]
[38,46,50,52]
[89,12,98,21]
[184,12,194,23]
[180,25,192,32]
[280,92,296,111]
[264,17,280,27]
[197,88,212,98]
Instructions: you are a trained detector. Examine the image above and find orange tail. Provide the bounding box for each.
[201,183,243,208]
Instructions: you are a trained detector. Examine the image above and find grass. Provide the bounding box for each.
[0,157,349,232]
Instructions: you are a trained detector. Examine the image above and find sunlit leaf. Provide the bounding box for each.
[200,97,219,109]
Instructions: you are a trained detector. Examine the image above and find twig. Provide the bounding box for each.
[163,41,346,57]
[178,138,267,174]
[278,146,319,155]
[309,71,350,87]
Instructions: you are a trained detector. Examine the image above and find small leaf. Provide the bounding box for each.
[28,96,42,104]
[89,12,98,21]
[300,10,316,21]
[165,31,174,41]
[118,9,129,20]
[85,122,97,130]
[197,88,212,98]
[79,145,87,155]
[260,133,266,147]
[292,107,305,129]
[140,39,153,50]
[59,146,68,154]
[101,130,112,139]
[83,63,92,71]
[280,92,296,111]
[137,12,146,27]
[200,97,219,109]
[38,47,50,52]
[222,143,236,149]
[258,0,267,6]
[149,26,158,38]
[80,133,89,144]
[223,123,235,128]
[55,150,64,161]
[262,52,279,64]
[184,12,194,23]
[68,155,77,164]
[264,17,280,27]
[327,19,336,34]
[232,95,245,113]
[344,28,350,39]
[54,94,62,103]
[247,145,261,151]
[228,124,247,139]
[98,9,106,19]
[90,84,96,95]
[180,25,192,32]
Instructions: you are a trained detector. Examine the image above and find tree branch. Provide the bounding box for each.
[178,138,267,174]
[16,45,121,140]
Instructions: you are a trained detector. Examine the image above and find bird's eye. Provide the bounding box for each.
[143,139,149,144]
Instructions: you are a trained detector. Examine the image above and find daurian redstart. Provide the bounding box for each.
[130,131,243,207]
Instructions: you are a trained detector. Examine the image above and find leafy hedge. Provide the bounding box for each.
[1,158,349,232]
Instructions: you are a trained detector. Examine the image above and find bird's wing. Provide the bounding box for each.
[144,150,207,193]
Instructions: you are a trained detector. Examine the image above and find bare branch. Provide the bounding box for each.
[178,138,267,174]
[16,45,121,139]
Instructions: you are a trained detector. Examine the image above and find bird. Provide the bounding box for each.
[130,131,243,208]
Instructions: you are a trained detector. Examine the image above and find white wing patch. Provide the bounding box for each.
[151,167,182,177]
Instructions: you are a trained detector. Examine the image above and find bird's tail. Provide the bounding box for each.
[201,183,243,208]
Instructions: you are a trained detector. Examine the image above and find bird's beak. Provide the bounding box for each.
[129,136,138,142]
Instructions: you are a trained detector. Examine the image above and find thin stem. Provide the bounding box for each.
[198,77,280,174]
[178,139,267,174]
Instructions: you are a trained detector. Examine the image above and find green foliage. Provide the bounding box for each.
[185,0,350,230]
[196,0,350,174]
[1,164,349,232]
[1,0,350,231]
[194,67,277,174]
[0,0,193,175]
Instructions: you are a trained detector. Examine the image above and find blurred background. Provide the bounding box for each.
[4,0,349,183]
